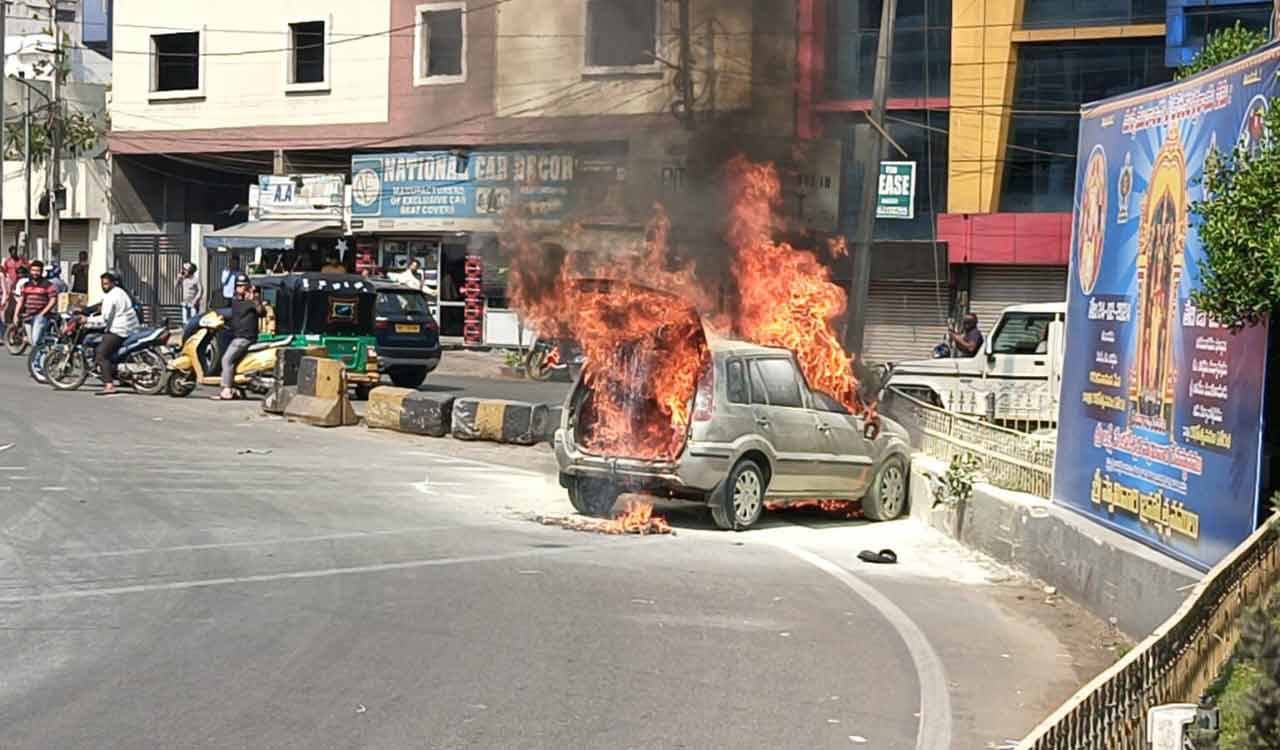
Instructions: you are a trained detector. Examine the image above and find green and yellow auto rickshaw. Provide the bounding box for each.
[252,273,382,396]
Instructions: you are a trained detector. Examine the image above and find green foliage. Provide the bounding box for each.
[1177,22,1270,80]
[1191,103,1280,330]
[932,452,981,507]
[2,111,103,164]
[1214,594,1280,750]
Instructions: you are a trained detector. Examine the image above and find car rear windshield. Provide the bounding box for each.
[377,291,431,316]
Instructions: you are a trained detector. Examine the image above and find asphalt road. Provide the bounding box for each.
[0,359,1118,750]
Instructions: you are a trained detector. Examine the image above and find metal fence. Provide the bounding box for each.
[1017,513,1280,750]
[894,384,1059,434]
[883,387,1056,498]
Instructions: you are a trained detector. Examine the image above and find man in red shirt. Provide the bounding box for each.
[1,246,29,327]
[21,260,56,347]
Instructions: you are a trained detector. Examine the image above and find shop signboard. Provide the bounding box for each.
[1053,43,1278,570]
[875,161,916,220]
[256,174,345,220]
[349,149,623,231]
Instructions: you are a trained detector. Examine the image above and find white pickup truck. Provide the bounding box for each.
[882,302,1066,427]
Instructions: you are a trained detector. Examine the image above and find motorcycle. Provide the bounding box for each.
[523,336,585,382]
[165,309,292,398]
[42,315,172,394]
[26,312,66,384]
[4,320,28,355]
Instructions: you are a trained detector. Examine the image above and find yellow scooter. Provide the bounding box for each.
[165,309,292,397]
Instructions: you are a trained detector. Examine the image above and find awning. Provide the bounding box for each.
[202,219,342,250]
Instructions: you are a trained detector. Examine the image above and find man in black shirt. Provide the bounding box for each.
[213,274,265,400]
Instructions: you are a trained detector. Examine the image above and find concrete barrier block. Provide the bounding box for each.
[284,357,356,427]
[285,394,357,428]
[452,398,550,445]
[263,385,298,415]
[401,392,454,438]
[366,387,413,431]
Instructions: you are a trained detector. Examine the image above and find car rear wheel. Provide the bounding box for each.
[389,366,428,389]
[863,454,909,521]
[711,459,766,531]
[567,477,619,518]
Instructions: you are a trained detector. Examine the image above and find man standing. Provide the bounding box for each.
[88,271,141,396]
[178,263,202,324]
[213,274,265,401]
[219,256,241,307]
[20,260,57,348]
[2,246,29,326]
[391,259,425,291]
[70,251,89,294]
[950,313,984,358]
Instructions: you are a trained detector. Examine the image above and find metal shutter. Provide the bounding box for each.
[58,220,91,261]
[862,281,952,365]
[968,265,1067,331]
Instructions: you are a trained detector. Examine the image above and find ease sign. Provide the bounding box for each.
[875,161,917,220]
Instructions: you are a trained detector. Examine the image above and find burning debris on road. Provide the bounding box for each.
[536,499,675,536]
[765,500,865,520]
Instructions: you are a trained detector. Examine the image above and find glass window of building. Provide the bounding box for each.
[826,0,950,100]
[1022,0,1165,28]
[1000,39,1172,213]
[1181,1,1273,51]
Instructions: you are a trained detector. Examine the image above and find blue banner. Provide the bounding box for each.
[350,149,622,229]
[1054,44,1278,571]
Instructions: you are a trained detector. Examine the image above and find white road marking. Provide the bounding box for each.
[768,540,953,750]
[58,525,464,559]
[0,466,26,470]
[0,443,12,453]
[39,486,68,492]
[0,545,601,603]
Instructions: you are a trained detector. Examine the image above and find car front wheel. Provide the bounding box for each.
[863,454,909,521]
[711,459,767,531]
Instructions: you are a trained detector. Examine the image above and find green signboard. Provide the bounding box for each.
[876,161,917,220]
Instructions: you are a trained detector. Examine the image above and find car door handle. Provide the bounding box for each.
[1034,360,1045,366]
[816,423,832,433]
[755,417,770,427]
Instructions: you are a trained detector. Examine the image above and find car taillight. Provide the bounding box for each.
[692,367,715,422]
[425,320,439,333]
[375,318,389,329]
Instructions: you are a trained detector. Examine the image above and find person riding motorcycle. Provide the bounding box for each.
[213,274,266,401]
[86,270,142,395]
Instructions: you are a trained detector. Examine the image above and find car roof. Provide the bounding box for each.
[705,333,792,358]
[999,302,1065,314]
[252,273,377,293]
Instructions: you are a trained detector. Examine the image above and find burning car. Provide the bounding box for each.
[552,296,912,530]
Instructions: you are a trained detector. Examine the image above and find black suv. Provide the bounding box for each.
[371,280,442,389]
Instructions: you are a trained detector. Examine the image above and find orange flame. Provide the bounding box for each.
[725,155,866,415]
[539,499,674,535]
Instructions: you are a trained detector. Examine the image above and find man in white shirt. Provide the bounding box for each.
[88,271,141,395]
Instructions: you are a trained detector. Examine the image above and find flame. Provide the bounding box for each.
[539,499,674,535]
[725,155,866,415]
[765,499,864,519]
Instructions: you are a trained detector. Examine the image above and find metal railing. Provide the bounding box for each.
[883,387,1056,498]
[1016,512,1280,750]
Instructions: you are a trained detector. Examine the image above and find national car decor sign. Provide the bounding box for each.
[349,150,581,231]
[1053,42,1279,571]
[875,161,916,220]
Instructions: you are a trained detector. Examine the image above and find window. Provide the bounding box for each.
[151,32,201,95]
[990,313,1054,355]
[749,361,770,406]
[1021,0,1164,29]
[415,3,466,85]
[377,291,431,316]
[289,21,327,88]
[585,0,659,72]
[754,359,805,409]
[826,0,951,99]
[1000,39,1171,212]
[726,360,748,404]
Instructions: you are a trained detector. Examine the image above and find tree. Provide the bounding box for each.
[1177,22,1270,81]
[1187,25,1278,330]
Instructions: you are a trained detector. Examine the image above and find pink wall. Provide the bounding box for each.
[937,212,1073,266]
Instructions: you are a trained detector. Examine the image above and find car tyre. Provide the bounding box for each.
[568,477,619,518]
[389,366,428,389]
[863,454,909,521]
[711,459,767,531]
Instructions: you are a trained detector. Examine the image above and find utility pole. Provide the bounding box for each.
[1,0,7,259]
[46,0,61,263]
[676,0,695,130]
[844,0,898,357]
[23,80,29,255]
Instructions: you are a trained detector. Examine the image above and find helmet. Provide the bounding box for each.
[234,273,250,286]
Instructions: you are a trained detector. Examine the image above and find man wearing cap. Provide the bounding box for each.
[213,274,265,400]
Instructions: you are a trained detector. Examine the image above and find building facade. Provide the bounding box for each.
[798,0,1273,363]
[110,0,795,334]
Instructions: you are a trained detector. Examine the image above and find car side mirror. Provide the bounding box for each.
[984,336,995,362]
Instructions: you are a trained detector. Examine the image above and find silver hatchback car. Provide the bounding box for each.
[554,337,912,530]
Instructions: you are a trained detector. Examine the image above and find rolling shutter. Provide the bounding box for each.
[58,220,91,262]
[862,281,952,365]
[967,265,1067,332]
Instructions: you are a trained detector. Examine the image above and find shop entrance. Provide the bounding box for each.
[377,236,470,338]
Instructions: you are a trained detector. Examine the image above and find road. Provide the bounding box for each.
[0,358,1119,750]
